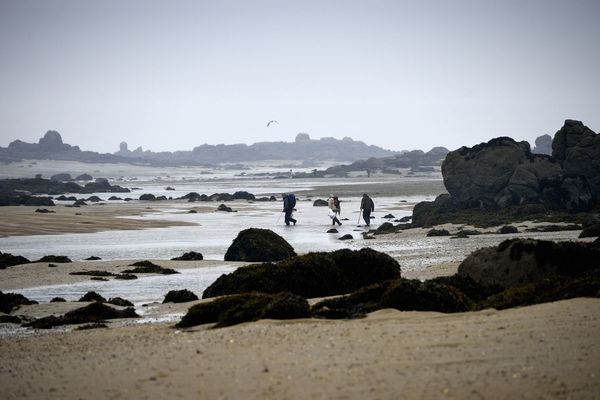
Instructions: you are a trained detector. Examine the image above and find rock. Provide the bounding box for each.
[398,216,411,222]
[458,229,482,235]
[171,251,204,261]
[38,130,64,150]
[338,234,353,240]
[532,134,552,155]
[457,238,600,289]
[139,193,156,201]
[165,186,176,191]
[107,297,134,307]
[313,199,328,207]
[0,291,38,313]
[25,302,139,329]
[0,315,23,324]
[224,228,296,262]
[50,173,73,182]
[498,225,519,234]
[36,255,72,263]
[426,228,450,237]
[579,224,600,238]
[525,224,581,233]
[114,273,138,280]
[375,222,395,234]
[108,196,122,200]
[156,195,167,201]
[75,323,108,330]
[480,268,600,310]
[50,297,66,302]
[73,199,87,206]
[232,191,255,200]
[35,208,55,213]
[177,292,310,328]
[86,196,102,202]
[559,121,600,204]
[382,214,395,219]
[123,261,178,275]
[78,291,107,302]
[209,193,234,201]
[85,256,102,260]
[75,173,93,181]
[0,252,30,269]
[162,289,199,303]
[451,232,470,239]
[217,204,233,212]
[187,209,197,213]
[327,228,338,233]
[205,248,400,299]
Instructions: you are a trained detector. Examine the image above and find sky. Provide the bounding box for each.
[0,0,599,154]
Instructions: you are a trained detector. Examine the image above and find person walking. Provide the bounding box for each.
[360,193,374,226]
[282,193,297,226]
[328,194,342,226]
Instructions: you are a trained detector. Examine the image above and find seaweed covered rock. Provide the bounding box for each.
[177,292,310,328]
[107,297,134,307]
[123,261,178,275]
[163,289,198,303]
[0,252,30,269]
[0,291,38,313]
[205,248,400,299]
[171,251,203,261]
[78,291,107,302]
[224,228,296,262]
[36,255,72,263]
[480,268,600,310]
[579,224,600,238]
[25,302,139,329]
[312,277,473,318]
[458,239,600,289]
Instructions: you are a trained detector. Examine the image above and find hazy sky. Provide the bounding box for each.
[0,0,598,153]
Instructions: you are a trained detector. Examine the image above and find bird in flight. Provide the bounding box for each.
[267,120,278,127]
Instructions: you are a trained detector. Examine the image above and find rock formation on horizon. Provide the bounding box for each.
[532,134,552,155]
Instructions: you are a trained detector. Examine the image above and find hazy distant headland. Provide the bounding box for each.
[0,131,402,166]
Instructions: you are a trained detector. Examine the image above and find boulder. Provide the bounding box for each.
[36,255,72,263]
[224,228,296,262]
[50,173,73,182]
[75,174,93,181]
[171,251,204,261]
[78,291,106,302]
[177,292,310,328]
[327,228,338,233]
[457,238,600,289]
[217,204,233,212]
[382,214,395,219]
[0,291,38,313]
[123,261,178,275]
[205,248,401,299]
[313,199,328,207]
[426,228,450,237]
[107,297,134,307]
[139,194,156,201]
[0,252,30,269]
[498,225,519,234]
[232,191,255,200]
[162,289,199,303]
[338,234,353,240]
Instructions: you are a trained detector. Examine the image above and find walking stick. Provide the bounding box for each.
[357,210,361,226]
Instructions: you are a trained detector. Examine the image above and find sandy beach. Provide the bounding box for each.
[1,174,598,399]
[1,298,598,399]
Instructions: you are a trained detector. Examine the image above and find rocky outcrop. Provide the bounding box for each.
[457,238,600,289]
[206,248,400,299]
[532,134,552,155]
[171,251,204,261]
[0,291,38,313]
[413,120,600,227]
[177,292,310,328]
[163,289,199,303]
[224,228,296,262]
[0,252,30,269]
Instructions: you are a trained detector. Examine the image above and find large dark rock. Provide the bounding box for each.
[177,292,310,328]
[25,302,139,329]
[171,251,204,261]
[442,137,562,208]
[123,261,178,275]
[224,228,296,262]
[78,291,107,302]
[37,255,72,263]
[313,199,328,207]
[205,248,401,299]
[163,289,199,303]
[231,191,255,200]
[457,238,600,289]
[0,252,30,269]
[553,120,600,205]
[0,291,38,313]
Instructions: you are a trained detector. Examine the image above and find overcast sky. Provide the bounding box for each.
[0,0,598,154]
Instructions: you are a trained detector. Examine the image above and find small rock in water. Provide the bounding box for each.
[338,234,353,240]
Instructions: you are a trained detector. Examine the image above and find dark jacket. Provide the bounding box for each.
[360,196,374,212]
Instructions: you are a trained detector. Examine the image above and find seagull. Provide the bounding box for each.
[267,120,278,127]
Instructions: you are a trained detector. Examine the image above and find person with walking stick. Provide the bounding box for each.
[282,193,297,226]
[360,193,374,227]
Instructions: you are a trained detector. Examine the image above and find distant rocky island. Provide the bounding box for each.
[0,130,400,166]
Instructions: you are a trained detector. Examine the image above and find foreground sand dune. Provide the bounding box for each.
[1,298,598,399]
